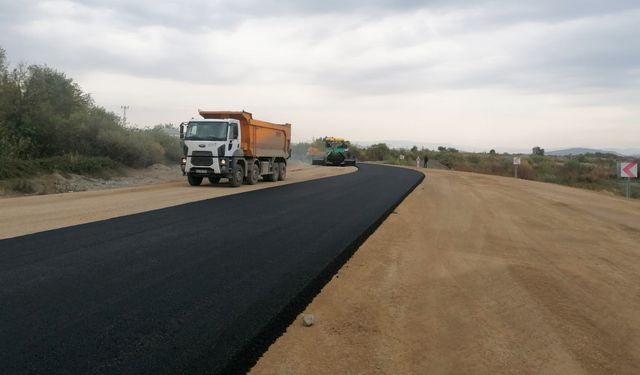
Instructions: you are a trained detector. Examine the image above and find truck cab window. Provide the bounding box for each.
[230,124,239,140]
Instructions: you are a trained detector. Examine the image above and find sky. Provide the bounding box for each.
[1,0,639,152]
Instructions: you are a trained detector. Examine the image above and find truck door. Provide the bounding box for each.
[227,123,240,156]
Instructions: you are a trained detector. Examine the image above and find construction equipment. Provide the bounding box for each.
[180,110,291,187]
[311,137,357,167]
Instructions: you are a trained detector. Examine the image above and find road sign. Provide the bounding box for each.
[620,162,638,178]
[618,161,638,199]
[512,157,521,178]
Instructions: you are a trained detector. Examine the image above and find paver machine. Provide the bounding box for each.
[311,137,357,167]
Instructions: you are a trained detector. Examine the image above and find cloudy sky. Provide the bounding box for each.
[1,0,639,152]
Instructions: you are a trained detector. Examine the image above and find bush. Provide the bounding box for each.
[0,47,182,175]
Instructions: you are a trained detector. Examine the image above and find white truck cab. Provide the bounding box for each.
[180,119,242,185]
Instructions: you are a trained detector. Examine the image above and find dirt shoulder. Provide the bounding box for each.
[251,168,640,375]
[0,164,356,240]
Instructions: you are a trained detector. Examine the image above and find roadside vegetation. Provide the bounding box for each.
[294,139,638,199]
[0,47,181,192]
[2,45,635,199]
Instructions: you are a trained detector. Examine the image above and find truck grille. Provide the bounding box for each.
[191,151,213,166]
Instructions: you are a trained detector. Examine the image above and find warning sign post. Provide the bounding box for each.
[513,157,521,178]
[618,162,638,198]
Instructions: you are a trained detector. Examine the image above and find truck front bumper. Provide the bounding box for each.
[185,158,231,177]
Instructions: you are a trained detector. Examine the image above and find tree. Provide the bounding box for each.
[0,48,29,157]
[0,47,7,74]
[410,145,418,152]
[0,47,9,156]
[366,143,391,160]
[489,149,496,155]
[532,146,545,156]
[19,65,86,157]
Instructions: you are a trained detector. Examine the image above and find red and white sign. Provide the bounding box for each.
[620,162,638,178]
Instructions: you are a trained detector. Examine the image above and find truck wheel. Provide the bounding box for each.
[209,176,221,184]
[265,163,279,182]
[230,164,244,187]
[246,163,260,185]
[188,175,203,186]
[278,162,286,181]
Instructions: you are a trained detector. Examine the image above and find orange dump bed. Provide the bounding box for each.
[198,110,291,159]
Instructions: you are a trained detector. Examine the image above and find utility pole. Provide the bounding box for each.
[120,105,129,127]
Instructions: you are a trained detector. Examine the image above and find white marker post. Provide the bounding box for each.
[416,157,421,168]
[618,161,638,198]
[513,156,521,178]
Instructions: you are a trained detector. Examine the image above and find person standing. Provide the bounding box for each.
[423,155,429,168]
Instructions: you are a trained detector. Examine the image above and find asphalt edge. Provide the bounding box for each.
[221,167,426,374]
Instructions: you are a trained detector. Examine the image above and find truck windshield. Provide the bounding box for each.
[185,122,229,141]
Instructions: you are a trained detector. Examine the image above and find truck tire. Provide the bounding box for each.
[188,175,203,186]
[209,176,221,184]
[265,163,279,182]
[230,164,244,187]
[246,163,260,185]
[278,162,286,181]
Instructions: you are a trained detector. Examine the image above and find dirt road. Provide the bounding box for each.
[0,165,355,239]
[252,168,640,375]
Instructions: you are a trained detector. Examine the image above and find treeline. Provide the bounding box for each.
[0,47,181,179]
[420,150,637,197]
[293,139,636,198]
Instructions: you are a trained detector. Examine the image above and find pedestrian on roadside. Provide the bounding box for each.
[423,155,429,168]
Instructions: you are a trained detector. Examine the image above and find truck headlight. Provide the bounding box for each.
[181,157,186,165]
[220,159,226,165]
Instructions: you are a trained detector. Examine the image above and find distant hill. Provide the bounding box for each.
[547,148,620,156]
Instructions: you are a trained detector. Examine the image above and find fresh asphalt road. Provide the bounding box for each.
[0,164,423,374]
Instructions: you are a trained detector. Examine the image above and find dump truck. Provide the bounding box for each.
[311,137,357,167]
[180,110,291,187]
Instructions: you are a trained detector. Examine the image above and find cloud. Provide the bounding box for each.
[2,0,638,96]
[1,0,639,148]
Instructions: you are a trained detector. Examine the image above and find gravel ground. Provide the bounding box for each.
[0,164,184,197]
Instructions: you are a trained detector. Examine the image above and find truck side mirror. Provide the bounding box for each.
[179,123,185,139]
